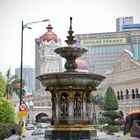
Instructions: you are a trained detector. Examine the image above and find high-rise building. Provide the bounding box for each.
[75,30,140,75]
[122,23,140,31]
[35,23,63,92]
[116,16,133,32]
[130,30,140,60]
[116,17,140,60]
[15,65,35,93]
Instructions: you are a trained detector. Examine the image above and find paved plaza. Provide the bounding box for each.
[20,130,139,140]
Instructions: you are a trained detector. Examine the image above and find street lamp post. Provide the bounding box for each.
[20,19,50,104]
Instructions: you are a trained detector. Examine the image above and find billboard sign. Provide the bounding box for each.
[80,38,127,46]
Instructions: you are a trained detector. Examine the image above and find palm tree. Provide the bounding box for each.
[4,68,26,100]
[12,79,26,99]
[4,68,17,99]
[92,94,104,123]
[92,94,104,110]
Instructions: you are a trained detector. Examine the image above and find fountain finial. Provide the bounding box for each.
[65,17,76,46]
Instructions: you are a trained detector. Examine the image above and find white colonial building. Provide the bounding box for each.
[95,49,140,117]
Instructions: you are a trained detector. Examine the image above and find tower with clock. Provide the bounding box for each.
[35,23,63,92]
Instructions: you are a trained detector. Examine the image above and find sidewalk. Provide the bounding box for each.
[94,131,139,140]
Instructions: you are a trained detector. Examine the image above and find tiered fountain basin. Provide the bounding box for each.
[38,72,104,90]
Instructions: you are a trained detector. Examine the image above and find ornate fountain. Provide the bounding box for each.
[37,17,105,140]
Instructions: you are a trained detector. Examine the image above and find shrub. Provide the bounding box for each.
[99,87,123,134]
[0,97,15,124]
[104,87,119,110]
[0,123,22,139]
[107,125,121,133]
[102,111,122,119]
[98,116,112,124]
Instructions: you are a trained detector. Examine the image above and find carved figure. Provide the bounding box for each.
[74,95,81,117]
[61,95,68,118]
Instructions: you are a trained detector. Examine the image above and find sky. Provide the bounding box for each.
[0,0,140,74]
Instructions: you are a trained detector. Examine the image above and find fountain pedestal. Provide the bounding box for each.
[46,125,96,140]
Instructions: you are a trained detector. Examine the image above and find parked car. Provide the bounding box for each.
[26,124,35,130]
[37,122,50,128]
[124,110,140,139]
[31,128,46,135]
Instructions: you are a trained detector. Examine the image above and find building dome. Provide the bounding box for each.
[41,23,57,42]
[75,58,88,70]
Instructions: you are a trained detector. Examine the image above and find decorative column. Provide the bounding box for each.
[68,97,74,124]
[55,99,60,125]
[82,95,87,124]
[68,88,74,124]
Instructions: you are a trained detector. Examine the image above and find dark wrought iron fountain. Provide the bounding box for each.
[37,17,105,140]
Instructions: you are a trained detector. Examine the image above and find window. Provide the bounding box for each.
[136,88,139,98]
[117,91,120,100]
[125,89,129,99]
[120,90,124,100]
[132,89,135,99]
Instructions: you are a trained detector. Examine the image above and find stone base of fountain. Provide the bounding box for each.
[45,125,97,140]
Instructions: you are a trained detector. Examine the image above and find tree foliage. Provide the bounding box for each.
[0,93,15,123]
[98,87,122,133]
[92,94,104,110]
[12,79,26,98]
[4,68,25,99]
[0,72,6,95]
[0,69,16,124]
[104,87,118,110]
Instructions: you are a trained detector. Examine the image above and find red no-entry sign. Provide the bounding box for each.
[19,103,27,111]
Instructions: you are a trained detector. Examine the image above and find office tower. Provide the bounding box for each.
[116,16,133,32]
[15,65,35,93]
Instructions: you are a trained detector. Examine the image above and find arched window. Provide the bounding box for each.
[117,91,120,100]
[125,89,129,99]
[120,90,123,100]
[132,89,135,99]
[136,88,139,98]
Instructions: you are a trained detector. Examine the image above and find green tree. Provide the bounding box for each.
[4,68,25,99]
[104,87,118,110]
[0,93,15,123]
[98,87,122,134]
[92,94,104,110]
[0,72,6,94]
[4,68,17,99]
[12,79,26,99]
[92,94,104,124]
[0,71,15,123]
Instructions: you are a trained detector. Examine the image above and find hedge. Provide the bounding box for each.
[0,123,22,139]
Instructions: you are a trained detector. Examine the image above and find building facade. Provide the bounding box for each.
[130,30,140,60]
[116,16,134,32]
[15,65,35,93]
[35,23,63,93]
[75,30,140,75]
[95,50,140,117]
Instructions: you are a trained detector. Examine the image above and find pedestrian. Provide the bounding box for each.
[4,129,21,140]
[19,117,24,128]
[19,117,25,137]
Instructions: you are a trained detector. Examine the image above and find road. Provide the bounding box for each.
[21,130,138,140]
[21,130,45,140]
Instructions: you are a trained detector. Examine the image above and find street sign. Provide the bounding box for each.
[19,110,27,117]
[19,103,27,111]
